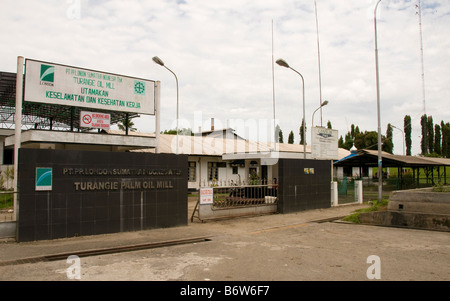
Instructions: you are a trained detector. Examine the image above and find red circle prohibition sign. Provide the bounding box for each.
[82,114,92,124]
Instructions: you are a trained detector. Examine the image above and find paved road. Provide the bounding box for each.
[1,203,449,297]
[1,203,449,285]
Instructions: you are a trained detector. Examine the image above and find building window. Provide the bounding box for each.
[188,162,196,182]
[232,166,239,175]
[208,162,219,181]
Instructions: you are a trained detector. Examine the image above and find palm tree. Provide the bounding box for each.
[118,118,137,132]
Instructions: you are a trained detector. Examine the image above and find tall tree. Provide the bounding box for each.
[288,130,294,144]
[384,123,394,154]
[420,114,428,155]
[327,121,332,129]
[343,132,354,150]
[442,121,450,158]
[275,124,283,143]
[446,122,450,158]
[354,131,378,150]
[338,136,345,149]
[434,124,441,155]
[299,118,306,145]
[354,125,360,139]
[404,115,412,156]
[441,121,446,157]
[427,115,434,154]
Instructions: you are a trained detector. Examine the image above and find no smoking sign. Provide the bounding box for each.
[80,111,110,129]
[82,114,92,125]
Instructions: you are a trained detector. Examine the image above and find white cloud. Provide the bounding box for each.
[1,0,449,155]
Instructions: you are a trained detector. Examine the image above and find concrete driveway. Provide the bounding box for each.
[1,203,448,284]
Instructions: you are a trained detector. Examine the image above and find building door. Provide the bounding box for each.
[262,165,268,183]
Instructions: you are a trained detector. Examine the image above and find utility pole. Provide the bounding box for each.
[416,0,426,114]
[374,0,383,202]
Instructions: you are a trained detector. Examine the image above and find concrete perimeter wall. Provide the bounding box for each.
[388,187,450,215]
[17,149,188,242]
[359,187,450,232]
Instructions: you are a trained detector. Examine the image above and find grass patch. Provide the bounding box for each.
[433,184,450,192]
[342,198,389,223]
[0,192,14,209]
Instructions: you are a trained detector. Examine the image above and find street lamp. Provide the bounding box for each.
[374,0,382,202]
[152,56,179,154]
[276,58,306,159]
[391,125,405,156]
[312,100,329,129]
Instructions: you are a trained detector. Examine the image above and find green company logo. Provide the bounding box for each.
[134,80,145,95]
[40,64,55,84]
[36,167,52,191]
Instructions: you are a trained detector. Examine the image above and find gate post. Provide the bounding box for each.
[354,180,363,204]
[331,181,338,206]
[14,56,24,224]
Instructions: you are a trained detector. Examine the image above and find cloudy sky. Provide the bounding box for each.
[1,0,449,155]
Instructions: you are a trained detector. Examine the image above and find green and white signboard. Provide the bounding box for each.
[24,59,155,115]
[36,167,53,191]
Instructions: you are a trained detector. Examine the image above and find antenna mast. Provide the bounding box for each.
[314,0,323,126]
[417,0,426,114]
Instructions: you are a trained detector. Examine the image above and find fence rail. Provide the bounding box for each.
[211,184,278,209]
[192,183,278,222]
[200,179,278,188]
[335,174,450,204]
[198,180,278,208]
[336,175,449,190]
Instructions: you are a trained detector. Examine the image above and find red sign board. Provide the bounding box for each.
[80,111,110,129]
[199,188,214,204]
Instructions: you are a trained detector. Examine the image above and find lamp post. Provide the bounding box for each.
[374,0,382,202]
[314,0,324,127]
[391,125,405,156]
[152,56,179,154]
[276,58,306,159]
[312,100,328,129]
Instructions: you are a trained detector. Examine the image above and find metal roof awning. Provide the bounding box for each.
[334,149,450,168]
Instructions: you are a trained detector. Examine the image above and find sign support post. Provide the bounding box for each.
[14,56,24,222]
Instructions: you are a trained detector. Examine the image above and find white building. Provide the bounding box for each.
[131,131,351,191]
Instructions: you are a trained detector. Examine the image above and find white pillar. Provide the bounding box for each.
[354,180,363,204]
[331,181,338,206]
[155,81,161,154]
[14,56,24,222]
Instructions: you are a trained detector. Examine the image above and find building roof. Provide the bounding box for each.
[132,134,270,156]
[130,133,350,160]
[198,128,246,140]
[334,149,450,167]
